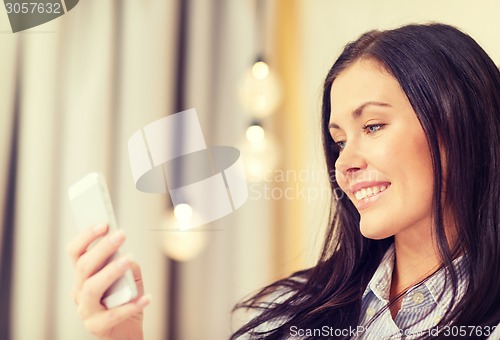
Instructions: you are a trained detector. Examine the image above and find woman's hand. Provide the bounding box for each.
[67,223,151,340]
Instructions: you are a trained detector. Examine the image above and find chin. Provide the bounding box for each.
[359,221,394,240]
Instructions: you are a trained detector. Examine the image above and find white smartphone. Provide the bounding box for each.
[68,172,138,308]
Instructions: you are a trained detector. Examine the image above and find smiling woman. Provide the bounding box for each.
[231,24,500,339]
[330,59,436,242]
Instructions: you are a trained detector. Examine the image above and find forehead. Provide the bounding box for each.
[329,59,407,119]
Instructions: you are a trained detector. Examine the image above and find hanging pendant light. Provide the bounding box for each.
[161,205,208,262]
[238,58,283,119]
[239,120,280,181]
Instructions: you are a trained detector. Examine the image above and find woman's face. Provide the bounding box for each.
[329,59,435,240]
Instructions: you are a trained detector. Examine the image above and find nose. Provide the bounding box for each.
[334,142,367,177]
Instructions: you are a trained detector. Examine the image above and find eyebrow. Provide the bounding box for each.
[328,101,391,129]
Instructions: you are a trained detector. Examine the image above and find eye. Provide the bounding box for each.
[334,140,346,151]
[363,124,385,134]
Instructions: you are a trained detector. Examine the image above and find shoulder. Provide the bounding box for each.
[252,274,307,318]
[234,274,308,338]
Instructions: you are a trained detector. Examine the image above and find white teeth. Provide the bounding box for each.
[354,184,389,200]
[355,191,363,200]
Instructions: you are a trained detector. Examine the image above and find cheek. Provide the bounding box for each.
[406,130,434,184]
[390,127,435,207]
[370,123,435,207]
[381,121,433,176]
[409,149,435,207]
[334,168,349,194]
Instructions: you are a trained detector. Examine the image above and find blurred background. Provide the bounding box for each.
[1,1,499,339]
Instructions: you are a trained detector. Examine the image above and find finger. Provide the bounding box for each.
[67,223,109,266]
[77,255,132,313]
[130,261,144,296]
[75,230,126,282]
[72,255,137,306]
[83,294,151,336]
[72,231,126,305]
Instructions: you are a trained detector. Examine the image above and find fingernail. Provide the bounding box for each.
[92,223,107,234]
[116,256,130,269]
[137,294,152,308]
[109,230,125,244]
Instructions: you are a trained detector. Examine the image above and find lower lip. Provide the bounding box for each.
[356,185,391,210]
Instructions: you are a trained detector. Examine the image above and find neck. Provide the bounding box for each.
[392,230,440,293]
[388,212,457,319]
[392,211,458,293]
[388,221,440,319]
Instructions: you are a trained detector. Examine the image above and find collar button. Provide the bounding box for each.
[412,291,425,304]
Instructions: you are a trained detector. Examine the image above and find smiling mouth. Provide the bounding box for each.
[354,183,391,210]
[354,184,390,200]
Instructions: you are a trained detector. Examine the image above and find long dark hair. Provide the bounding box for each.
[231,23,500,339]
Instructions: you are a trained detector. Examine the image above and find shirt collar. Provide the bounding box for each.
[362,244,395,301]
[362,243,468,312]
[422,253,468,312]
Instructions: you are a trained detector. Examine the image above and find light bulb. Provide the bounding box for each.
[239,130,280,181]
[161,211,208,261]
[245,125,265,143]
[174,203,193,222]
[252,61,270,80]
[238,64,282,119]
